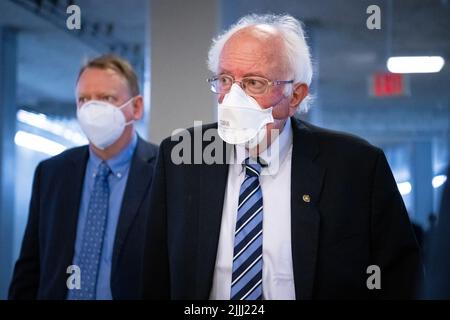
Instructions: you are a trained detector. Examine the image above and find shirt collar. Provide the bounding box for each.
[234,117,293,176]
[88,132,138,179]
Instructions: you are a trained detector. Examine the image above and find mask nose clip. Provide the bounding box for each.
[228,82,244,93]
[232,80,244,90]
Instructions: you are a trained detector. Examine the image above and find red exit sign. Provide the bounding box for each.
[371,72,406,97]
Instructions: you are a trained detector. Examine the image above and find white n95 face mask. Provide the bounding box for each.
[218,84,274,145]
[77,97,134,150]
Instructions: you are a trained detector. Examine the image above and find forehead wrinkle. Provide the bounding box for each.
[220,50,267,71]
[219,26,289,79]
[77,68,130,98]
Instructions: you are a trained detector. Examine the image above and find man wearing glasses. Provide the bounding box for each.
[142,14,422,300]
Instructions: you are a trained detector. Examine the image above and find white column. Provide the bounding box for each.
[149,0,219,143]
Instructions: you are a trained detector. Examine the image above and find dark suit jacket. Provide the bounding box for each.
[9,136,158,300]
[142,118,422,299]
[425,165,450,298]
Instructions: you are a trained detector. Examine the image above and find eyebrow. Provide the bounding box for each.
[218,70,268,78]
[77,91,118,97]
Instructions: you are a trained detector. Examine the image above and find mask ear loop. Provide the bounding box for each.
[118,96,137,126]
[118,96,136,110]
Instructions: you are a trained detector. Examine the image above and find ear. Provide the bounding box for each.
[288,83,309,116]
[132,95,144,120]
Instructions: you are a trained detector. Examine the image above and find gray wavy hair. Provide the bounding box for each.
[207,14,313,113]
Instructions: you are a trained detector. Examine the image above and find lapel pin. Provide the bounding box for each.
[302,194,311,203]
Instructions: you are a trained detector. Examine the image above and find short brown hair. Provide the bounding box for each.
[77,54,140,96]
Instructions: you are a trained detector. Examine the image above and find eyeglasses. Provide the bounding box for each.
[207,74,294,96]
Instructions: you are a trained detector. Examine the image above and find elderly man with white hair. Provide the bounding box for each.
[142,14,422,300]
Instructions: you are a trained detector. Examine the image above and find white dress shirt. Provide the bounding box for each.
[210,118,295,300]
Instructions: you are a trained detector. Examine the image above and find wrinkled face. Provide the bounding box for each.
[217,26,300,136]
[76,68,135,122]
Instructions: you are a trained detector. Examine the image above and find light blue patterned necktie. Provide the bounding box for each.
[231,158,264,300]
[68,161,110,300]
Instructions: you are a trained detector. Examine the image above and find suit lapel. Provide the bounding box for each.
[290,118,325,300]
[54,147,89,298]
[111,137,156,272]
[195,138,231,299]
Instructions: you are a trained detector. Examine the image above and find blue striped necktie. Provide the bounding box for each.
[68,161,110,300]
[231,158,263,300]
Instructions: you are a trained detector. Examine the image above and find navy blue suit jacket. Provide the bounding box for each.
[9,136,158,299]
[425,165,450,298]
[142,118,422,299]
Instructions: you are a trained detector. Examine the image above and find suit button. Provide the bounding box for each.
[302,194,311,203]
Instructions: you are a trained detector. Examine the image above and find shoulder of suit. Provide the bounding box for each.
[159,123,218,148]
[293,118,383,156]
[137,136,158,158]
[32,146,88,179]
[39,145,88,168]
[158,120,383,158]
